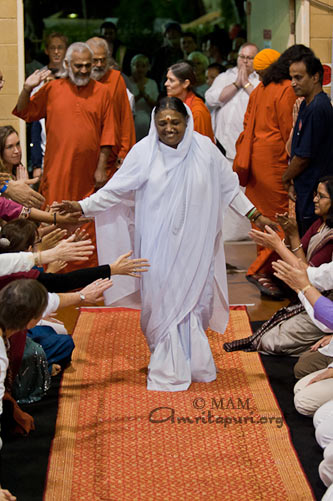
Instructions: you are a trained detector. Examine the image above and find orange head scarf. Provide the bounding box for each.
[253,49,280,71]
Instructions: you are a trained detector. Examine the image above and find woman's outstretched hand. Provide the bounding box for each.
[110,251,150,277]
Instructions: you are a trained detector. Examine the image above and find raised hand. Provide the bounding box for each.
[24,69,51,92]
[110,251,150,277]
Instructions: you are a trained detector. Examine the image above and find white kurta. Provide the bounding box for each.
[80,108,252,391]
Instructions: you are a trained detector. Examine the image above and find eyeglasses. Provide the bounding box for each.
[238,55,254,61]
[313,191,330,200]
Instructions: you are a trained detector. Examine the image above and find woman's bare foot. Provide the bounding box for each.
[51,364,61,376]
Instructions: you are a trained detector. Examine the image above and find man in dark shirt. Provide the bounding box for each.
[282,54,333,236]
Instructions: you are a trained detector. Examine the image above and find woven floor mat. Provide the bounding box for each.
[44,306,314,501]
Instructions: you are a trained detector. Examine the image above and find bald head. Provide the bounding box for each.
[86,37,110,81]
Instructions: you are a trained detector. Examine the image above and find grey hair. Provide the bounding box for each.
[86,37,110,58]
[65,42,93,63]
[59,42,93,78]
[187,51,209,70]
[130,54,150,70]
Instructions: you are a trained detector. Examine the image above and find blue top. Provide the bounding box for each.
[291,91,333,221]
[314,295,333,330]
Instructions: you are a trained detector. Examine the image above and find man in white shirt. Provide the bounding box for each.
[205,43,260,242]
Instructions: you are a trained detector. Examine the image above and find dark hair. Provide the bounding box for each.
[168,62,196,89]
[207,63,225,74]
[290,53,324,85]
[0,279,48,332]
[155,96,189,120]
[318,176,333,228]
[164,22,182,35]
[262,44,314,86]
[100,21,117,31]
[181,32,197,42]
[0,125,18,170]
[0,219,37,253]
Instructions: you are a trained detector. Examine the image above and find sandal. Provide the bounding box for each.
[246,274,285,299]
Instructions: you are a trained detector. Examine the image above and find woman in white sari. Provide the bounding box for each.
[57,97,272,392]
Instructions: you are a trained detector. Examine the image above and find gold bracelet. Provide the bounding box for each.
[244,82,252,89]
[301,284,312,295]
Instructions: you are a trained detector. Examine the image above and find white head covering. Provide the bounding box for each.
[83,101,241,335]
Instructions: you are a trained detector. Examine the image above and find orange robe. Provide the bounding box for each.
[13,78,115,269]
[233,80,296,275]
[184,91,215,142]
[100,69,136,178]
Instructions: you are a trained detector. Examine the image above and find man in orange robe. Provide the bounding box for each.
[13,42,115,269]
[87,37,135,178]
[234,48,296,298]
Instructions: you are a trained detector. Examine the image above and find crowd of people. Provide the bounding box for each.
[0,19,333,499]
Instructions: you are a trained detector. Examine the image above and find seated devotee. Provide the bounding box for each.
[0,279,53,501]
[187,52,210,99]
[248,176,333,299]
[223,199,333,355]
[313,400,333,496]
[0,218,148,399]
[165,62,215,141]
[180,32,197,60]
[53,96,276,392]
[270,258,333,417]
[0,125,29,180]
[129,54,159,141]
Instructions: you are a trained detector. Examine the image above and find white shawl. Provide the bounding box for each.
[80,106,242,336]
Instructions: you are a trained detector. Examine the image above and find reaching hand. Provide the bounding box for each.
[39,228,67,251]
[249,225,281,250]
[272,259,309,291]
[6,179,45,208]
[48,234,94,263]
[276,212,299,237]
[110,251,150,277]
[80,278,113,303]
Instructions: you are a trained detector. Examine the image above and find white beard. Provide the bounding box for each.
[68,66,90,87]
[91,64,110,81]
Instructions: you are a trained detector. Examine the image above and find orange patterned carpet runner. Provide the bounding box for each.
[44,307,314,500]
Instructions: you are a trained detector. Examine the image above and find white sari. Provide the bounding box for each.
[80,107,252,391]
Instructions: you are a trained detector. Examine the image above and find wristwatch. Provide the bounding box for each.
[79,293,86,302]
